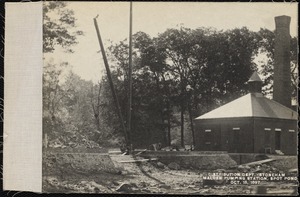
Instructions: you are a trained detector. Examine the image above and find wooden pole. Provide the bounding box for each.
[93,17,129,145]
[127,2,133,149]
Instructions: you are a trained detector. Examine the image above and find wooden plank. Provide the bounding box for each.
[240,158,275,167]
[117,158,158,163]
[288,168,298,173]
[267,189,296,194]
[134,149,147,156]
[108,150,121,153]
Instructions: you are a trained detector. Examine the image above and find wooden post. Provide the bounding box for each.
[93,17,129,145]
[127,2,133,150]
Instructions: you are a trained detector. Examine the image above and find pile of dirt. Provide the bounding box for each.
[235,156,298,174]
[43,177,113,193]
[158,154,237,170]
[42,152,297,195]
[45,147,108,153]
[268,157,297,172]
[43,152,120,177]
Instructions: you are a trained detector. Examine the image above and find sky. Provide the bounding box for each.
[44,2,298,83]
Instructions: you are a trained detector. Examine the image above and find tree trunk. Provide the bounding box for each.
[188,104,195,149]
[161,110,167,146]
[180,75,185,148]
[180,103,185,148]
[167,101,171,147]
[94,115,100,131]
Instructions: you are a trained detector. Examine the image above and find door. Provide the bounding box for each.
[204,129,212,151]
[214,129,221,151]
[232,129,240,153]
[275,131,281,150]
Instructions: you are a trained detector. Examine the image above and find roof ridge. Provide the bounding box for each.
[195,93,297,120]
[263,96,297,113]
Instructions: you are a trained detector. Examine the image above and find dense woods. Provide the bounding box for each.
[43,3,298,150]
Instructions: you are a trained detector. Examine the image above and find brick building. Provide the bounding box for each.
[194,16,297,155]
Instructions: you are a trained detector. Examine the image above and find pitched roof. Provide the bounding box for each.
[248,72,263,82]
[195,93,297,120]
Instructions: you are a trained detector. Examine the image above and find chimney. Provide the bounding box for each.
[247,71,263,94]
[273,15,291,108]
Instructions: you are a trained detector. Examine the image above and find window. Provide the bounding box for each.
[204,129,212,145]
[289,129,295,143]
[232,127,240,152]
[264,128,271,131]
[264,130,271,145]
[275,128,282,131]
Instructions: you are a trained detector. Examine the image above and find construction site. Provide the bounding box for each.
[42,12,298,195]
[42,148,297,195]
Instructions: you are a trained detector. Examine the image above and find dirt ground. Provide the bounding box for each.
[42,150,298,195]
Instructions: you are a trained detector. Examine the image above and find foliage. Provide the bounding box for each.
[43,21,298,150]
[257,28,298,99]
[43,1,83,53]
[99,26,267,148]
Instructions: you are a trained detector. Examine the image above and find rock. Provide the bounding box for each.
[215,169,226,173]
[116,183,133,193]
[94,187,100,194]
[111,181,119,186]
[168,162,180,170]
[238,165,251,171]
[139,181,147,187]
[120,170,129,175]
[141,188,151,193]
[156,162,166,169]
[200,189,209,193]
[130,183,138,188]
[159,184,171,189]
[188,185,196,189]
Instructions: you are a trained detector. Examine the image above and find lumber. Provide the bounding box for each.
[134,149,147,156]
[117,158,158,163]
[239,158,275,167]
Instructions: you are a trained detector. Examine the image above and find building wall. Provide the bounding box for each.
[195,117,297,155]
[194,118,254,153]
[253,118,297,155]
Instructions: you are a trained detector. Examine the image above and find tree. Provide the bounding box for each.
[43,61,70,147]
[42,61,72,124]
[104,27,264,149]
[105,32,173,148]
[43,1,83,53]
[100,25,294,150]
[156,27,196,148]
[257,28,298,100]
[133,32,172,146]
[90,81,103,132]
[42,2,87,148]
